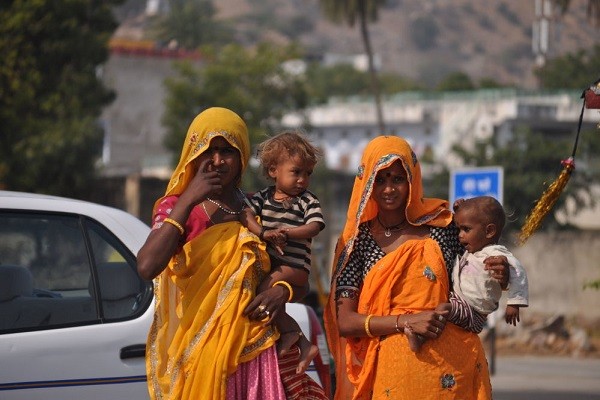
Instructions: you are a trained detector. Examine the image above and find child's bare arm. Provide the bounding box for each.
[285,221,323,240]
[239,207,262,236]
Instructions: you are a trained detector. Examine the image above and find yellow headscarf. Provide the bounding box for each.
[164,106,250,198]
[324,135,452,400]
[147,108,277,400]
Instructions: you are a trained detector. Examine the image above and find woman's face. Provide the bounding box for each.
[195,136,241,187]
[372,160,410,213]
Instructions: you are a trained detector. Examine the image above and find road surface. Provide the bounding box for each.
[492,356,600,400]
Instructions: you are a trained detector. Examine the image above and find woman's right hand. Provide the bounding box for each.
[180,159,223,205]
[407,309,449,339]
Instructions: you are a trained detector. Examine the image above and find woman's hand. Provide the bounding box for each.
[484,255,510,290]
[180,159,224,205]
[243,285,289,325]
[407,309,449,339]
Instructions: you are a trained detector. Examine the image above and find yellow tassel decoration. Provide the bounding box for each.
[518,157,575,245]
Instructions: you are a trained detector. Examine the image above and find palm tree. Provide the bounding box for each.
[319,0,387,134]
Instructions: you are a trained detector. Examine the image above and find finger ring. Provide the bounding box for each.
[435,327,440,334]
[264,310,270,316]
[437,315,444,322]
[257,305,266,313]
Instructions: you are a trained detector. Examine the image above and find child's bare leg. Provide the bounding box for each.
[275,314,299,355]
[277,312,318,374]
[295,328,319,374]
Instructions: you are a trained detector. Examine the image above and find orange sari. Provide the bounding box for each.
[324,136,492,399]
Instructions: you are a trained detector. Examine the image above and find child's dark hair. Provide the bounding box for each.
[456,196,506,235]
[257,131,322,178]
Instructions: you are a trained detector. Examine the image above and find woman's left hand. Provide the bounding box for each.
[484,255,510,289]
[243,285,289,325]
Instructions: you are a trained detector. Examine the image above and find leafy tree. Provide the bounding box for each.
[0,0,121,198]
[162,43,310,164]
[147,0,233,49]
[535,45,600,89]
[436,72,476,91]
[305,63,421,104]
[444,125,600,234]
[319,0,387,133]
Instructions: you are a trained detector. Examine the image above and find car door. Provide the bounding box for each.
[0,210,153,400]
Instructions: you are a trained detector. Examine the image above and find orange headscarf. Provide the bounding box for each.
[324,135,452,400]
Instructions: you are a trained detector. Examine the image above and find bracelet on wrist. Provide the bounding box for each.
[272,280,293,302]
[364,314,374,338]
[394,314,402,333]
[163,217,185,236]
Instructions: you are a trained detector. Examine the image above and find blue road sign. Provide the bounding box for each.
[450,166,504,207]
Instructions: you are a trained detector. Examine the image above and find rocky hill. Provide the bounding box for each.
[115,0,599,89]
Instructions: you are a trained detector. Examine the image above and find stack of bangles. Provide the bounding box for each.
[272,280,293,302]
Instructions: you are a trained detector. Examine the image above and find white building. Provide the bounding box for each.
[283,89,594,174]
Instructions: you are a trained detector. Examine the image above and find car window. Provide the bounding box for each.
[0,211,151,333]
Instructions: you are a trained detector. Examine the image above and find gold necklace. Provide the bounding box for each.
[377,214,408,238]
[201,202,215,224]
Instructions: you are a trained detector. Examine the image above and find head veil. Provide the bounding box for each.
[324,135,452,400]
[161,107,250,201]
[147,107,260,400]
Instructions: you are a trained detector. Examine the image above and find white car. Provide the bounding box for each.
[0,191,330,399]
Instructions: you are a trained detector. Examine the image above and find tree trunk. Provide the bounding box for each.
[358,3,385,134]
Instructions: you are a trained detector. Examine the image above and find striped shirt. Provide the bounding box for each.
[248,186,325,273]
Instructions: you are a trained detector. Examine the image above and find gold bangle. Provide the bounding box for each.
[364,314,374,338]
[273,280,294,302]
[163,217,184,236]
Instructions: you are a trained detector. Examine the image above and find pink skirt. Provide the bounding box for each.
[226,345,287,400]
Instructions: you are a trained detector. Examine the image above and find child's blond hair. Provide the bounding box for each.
[257,131,322,179]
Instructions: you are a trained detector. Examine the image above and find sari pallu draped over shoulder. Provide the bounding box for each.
[147,222,278,400]
[145,107,280,400]
[324,136,489,400]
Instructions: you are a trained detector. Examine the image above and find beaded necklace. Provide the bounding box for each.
[206,188,245,215]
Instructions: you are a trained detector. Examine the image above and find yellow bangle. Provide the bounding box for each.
[273,280,294,302]
[163,217,184,236]
[364,314,374,338]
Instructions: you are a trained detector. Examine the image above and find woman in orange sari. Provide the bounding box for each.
[324,135,507,400]
[137,107,325,400]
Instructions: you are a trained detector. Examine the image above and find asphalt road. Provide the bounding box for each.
[491,356,600,400]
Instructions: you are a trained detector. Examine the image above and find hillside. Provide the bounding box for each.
[114,0,599,89]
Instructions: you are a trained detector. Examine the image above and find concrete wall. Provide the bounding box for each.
[508,231,600,324]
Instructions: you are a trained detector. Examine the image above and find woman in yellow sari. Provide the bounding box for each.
[137,107,317,400]
[324,136,507,400]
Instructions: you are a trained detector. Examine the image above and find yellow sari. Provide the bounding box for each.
[324,136,491,400]
[145,108,279,400]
